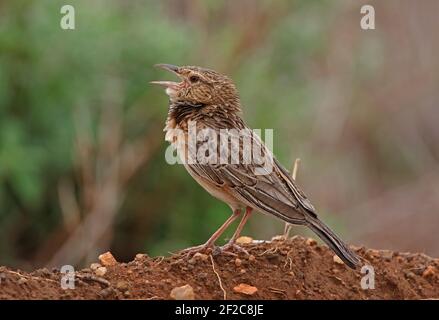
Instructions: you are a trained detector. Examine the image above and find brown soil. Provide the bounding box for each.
[1,236,438,300]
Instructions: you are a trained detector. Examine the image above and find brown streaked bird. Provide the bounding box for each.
[151,64,361,269]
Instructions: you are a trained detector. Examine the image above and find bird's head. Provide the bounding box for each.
[151,64,240,108]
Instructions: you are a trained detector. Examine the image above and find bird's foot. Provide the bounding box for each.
[219,242,249,256]
[178,243,215,259]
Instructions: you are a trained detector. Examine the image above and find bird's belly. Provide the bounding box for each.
[184,163,243,211]
[166,129,243,211]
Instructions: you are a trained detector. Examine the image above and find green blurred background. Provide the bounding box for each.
[1,0,438,269]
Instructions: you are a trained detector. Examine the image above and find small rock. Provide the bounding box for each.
[423,265,437,278]
[189,252,209,264]
[99,252,117,266]
[236,236,253,244]
[305,238,317,246]
[240,269,246,274]
[382,250,393,262]
[193,252,209,261]
[99,287,114,298]
[367,249,380,258]
[404,271,416,280]
[170,284,195,300]
[123,291,131,297]
[90,263,101,271]
[333,255,344,265]
[235,258,242,267]
[233,283,258,295]
[116,280,129,292]
[95,267,107,277]
[18,277,28,285]
[135,253,145,261]
[248,255,256,262]
[35,268,51,277]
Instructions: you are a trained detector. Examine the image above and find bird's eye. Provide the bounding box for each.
[189,75,200,83]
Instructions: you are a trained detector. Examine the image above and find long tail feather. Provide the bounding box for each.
[306,217,361,269]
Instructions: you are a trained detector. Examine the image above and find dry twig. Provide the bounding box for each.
[283,158,301,239]
[76,273,110,287]
[209,254,227,300]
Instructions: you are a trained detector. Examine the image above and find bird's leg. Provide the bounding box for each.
[220,207,253,254]
[179,209,242,257]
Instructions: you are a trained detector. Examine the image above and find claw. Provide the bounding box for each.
[219,242,249,256]
[178,243,214,259]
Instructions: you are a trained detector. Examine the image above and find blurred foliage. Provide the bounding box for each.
[0,0,195,266]
[1,0,438,268]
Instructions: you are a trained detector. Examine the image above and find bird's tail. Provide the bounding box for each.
[306,216,361,269]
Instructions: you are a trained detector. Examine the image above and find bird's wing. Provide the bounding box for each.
[187,128,317,224]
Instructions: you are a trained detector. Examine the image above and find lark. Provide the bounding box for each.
[151,64,361,269]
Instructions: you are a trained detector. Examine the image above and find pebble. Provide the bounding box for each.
[382,250,393,262]
[240,269,246,274]
[95,267,107,277]
[333,255,344,265]
[99,287,114,298]
[189,252,208,264]
[235,258,242,267]
[422,265,437,278]
[18,277,28,285]
[248,255,256,262]
[170,284,195,300]
[404,271,416,280]
[236,236,253,244]
[99,252,117,266]
[305,238,317,246]
[367,249,380,258]
[193,252,209,261]
[90,263,101,271]
[233,283,258,295]
[135,253,145,260]
[116,280,128,292]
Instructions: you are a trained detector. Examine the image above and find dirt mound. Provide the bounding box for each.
[1,236,438,299]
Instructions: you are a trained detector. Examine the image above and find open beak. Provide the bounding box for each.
[150,64,182,89]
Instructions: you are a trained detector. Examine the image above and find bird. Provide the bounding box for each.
[151,64,361,269]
